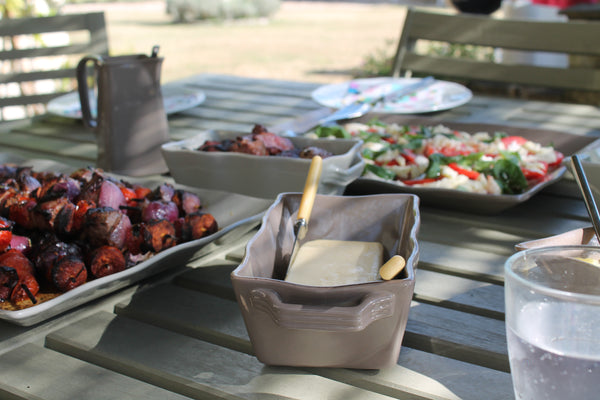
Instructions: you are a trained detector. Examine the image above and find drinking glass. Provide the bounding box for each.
[505,245,600,400]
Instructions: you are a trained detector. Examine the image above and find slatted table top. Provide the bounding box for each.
[1,73,599,399]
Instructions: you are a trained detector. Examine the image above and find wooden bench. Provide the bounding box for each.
[391,7,600,104]
[0,12,109,120]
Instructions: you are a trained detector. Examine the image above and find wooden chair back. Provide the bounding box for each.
[391,7,600,96]
[0,12,109,120]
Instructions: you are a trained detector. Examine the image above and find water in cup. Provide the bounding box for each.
[505,246,600,400]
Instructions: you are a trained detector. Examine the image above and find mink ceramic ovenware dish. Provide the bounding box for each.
[161,130,364,198]
[231,193,420,369]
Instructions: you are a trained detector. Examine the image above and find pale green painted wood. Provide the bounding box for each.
[113,282,513,400]
[0,12,109,110]
[405,301,508,372]
[414,270,504,318]
[167,263,509,372]
[45,311,398,400]
[0,343,192,400]
[2,73,600,400]
[418,241,507,284]
[392,7,600,91]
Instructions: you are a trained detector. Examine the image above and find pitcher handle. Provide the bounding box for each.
[76,55,103,128]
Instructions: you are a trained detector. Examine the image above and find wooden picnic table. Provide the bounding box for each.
[1,73,600,399]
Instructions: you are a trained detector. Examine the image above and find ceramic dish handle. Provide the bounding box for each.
[249,288,395,332]
[321,157,365,186]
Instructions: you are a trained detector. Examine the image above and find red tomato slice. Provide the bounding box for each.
[501,136,528,148]
[548,151,565,168]
[402,149,417,164]
[403,177,440,185]
[522,161,548,180]
[448,163,480,180]
[120,187,137,202]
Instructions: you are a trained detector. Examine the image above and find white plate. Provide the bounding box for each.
[311,77,472,114]
[47,83,205,119]
[0,154,271,326]
[342,117,600,214]
[161,130,364,198]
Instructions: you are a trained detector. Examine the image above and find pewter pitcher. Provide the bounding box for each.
[77,46,169,176]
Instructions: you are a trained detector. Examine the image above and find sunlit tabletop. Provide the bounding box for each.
[0,73,599,399]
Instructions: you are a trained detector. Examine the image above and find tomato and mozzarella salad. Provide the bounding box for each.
[308,121,564,195]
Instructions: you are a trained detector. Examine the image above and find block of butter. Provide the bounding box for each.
[284,239,384,286]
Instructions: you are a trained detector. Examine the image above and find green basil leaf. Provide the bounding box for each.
[314,125,350,139]
[492,159,528,194]
[364,164,396,180]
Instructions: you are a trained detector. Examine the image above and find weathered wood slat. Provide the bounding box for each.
[170,262,509,372]
[197,89,321,110]
[0,130,96,163]
[419,206,588,257]
[179,106,305,126]
[403,54,600,92]
[418,241,507,284]
[0,343,192,400]
[11,120,96,143]
[45,311,398,400]
[405,301,508,372]
[414,270,504,319]
[167,118,254,135]
[114,282,513,400]
[0,12,108,117]
[404,11,600,55]
[185,73,321,94]
[393,8,600,92]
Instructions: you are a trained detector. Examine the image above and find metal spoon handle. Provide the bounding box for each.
[571,155,600,239]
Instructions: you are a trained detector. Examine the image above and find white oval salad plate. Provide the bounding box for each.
[333,115,599,214]
[47,83,205,119]
[311,77,472,114]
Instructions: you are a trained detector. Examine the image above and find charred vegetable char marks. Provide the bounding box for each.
[0,165,219,310]
[198,124,334,159]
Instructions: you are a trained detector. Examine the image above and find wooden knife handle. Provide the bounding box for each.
[297,156,323,223]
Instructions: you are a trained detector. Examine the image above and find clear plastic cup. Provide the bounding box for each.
[505,245,600,400]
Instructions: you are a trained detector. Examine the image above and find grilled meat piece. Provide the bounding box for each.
[88,245,126,278]
[142,219,177,253]
[198,139,235,152]
[299,146,333,159]
[81,207,132,249]
[126,224,145,255]
[179,212,218,241]
[30,196,72,232]
[230,135,269,156]
[51,255,87,292]
[0,249,36,276]
[252,131,294,155]
[7,198,37,231]
[37,175,81,203]
[0,250,39,303]
[33,236,84,282]
[0,266,18,302]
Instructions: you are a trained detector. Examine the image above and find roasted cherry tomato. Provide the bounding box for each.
[0,217,13,253]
